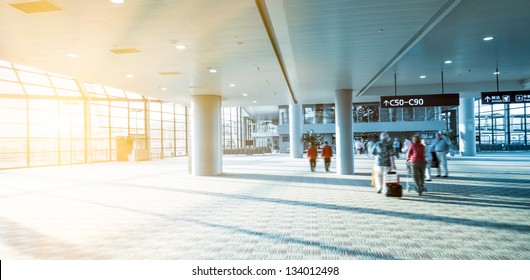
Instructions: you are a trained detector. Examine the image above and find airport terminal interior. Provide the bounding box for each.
[0,0,529,260]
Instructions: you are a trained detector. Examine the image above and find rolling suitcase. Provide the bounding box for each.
[385,171,402,197]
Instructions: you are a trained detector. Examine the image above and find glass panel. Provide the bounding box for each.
[0,60,12,68]
[315,104,324,124]
[105,86,126,98]
[56,88,83,97]
[84,82,107,97]
[0,80,25,94]
[425,107,436,121]
[18,71,51,86]
[125,91,144,100]
[403,107,413,121]
[303,105,315,124]
[0,97,27,168]
[24,84,56,96]
[279,106,289,125]
[174,105,186,115]
[0,67,18,81]
[50,76,78,90]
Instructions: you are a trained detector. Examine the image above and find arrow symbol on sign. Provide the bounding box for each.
[383,100,389,106]
[484,96,491,102]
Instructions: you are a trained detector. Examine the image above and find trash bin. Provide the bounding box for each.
[116,136,133,161]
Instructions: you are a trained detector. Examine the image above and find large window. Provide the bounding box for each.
[475,99,528,146]
[222,107,242,150]
[0,59,189,169]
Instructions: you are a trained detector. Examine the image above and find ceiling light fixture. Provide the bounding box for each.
[160,87,168,91]
[483,36,494,41]
[229,84,236,87]
[110,0,124,4]
[444,60,452,64]
[208,68,217,73]
[67,53,77,58]
[252,100,257,103]
[242,93,248,96]
[125,74,133,78]
[420,75,426,79]
[175,44,186,50]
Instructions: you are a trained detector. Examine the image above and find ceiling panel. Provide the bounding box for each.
[1,0,530,121]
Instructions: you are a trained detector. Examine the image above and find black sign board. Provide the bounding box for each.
[380,93,459,108]
[481,91,530,104]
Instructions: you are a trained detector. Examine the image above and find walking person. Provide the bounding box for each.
[307,142,318,172]
[355,139,364,155]
[371,132,396,194]
[431,133,449,177]
[407,135,427,195]
[366,138,375,159]
[403,138,412,154]
[421,139,433,181]
[321,141,333,172]
[393,138,402,158]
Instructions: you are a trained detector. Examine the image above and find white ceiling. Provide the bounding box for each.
[1,0,530,120]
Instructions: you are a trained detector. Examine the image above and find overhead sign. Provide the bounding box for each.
[481,91,530,104]
[380,93,459,108]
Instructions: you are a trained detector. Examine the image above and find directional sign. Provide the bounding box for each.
[380,93,459,108]
[481,91,530,104]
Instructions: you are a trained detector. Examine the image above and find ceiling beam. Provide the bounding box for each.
[356,0,462,97]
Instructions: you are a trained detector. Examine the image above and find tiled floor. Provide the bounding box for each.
[0,152,529,259]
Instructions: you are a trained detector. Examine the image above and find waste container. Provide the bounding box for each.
[116,136,133,161]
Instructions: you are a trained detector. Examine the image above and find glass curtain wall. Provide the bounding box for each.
[295,102,443,124]
[475,99,528,149]
[0,59,188,169]
[222,107,242,150]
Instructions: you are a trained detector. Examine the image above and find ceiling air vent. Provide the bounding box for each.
[9,1,63,13]
[159,71,181,76]
[110,48,141,54]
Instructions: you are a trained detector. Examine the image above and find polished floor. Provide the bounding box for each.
[0,152,529,260]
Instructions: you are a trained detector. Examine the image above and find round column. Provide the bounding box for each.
[190,95,222,176]
[289,104,303,158]
[459,97,476,156]
[335,89,354,175]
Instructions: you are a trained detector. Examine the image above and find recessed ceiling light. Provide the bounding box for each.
[160,87,168,91]
[242,93,248,96]
[110,0,124,4]
[444,60,452,64]
[175,44,186,50]
[483,36,494,41]
[208,68,217,73]
[125,74,133,78]
[493,71,500,75]
[229,84,236,87]
[252,100,257,103]
[67,53,77,58]
[419,75,426,79]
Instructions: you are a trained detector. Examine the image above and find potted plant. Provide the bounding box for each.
[302,130,324,149]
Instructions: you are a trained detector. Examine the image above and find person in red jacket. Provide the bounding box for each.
[406,135,427,195]
[321,141,333,172]
[307,143,318,172]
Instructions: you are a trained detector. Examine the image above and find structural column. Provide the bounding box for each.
[458,97,476,156]
[190,95,222,176]
[289,104,303,158]
[335,89,354,175]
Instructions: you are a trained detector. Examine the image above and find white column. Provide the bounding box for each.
[335,89,354,175]
[190,95,222,176]
[289,104,303,158]
[459,97,476,156]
